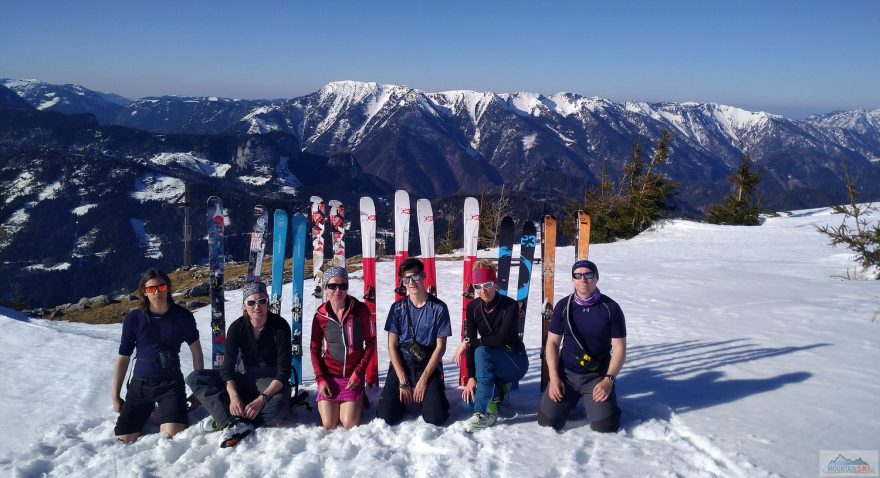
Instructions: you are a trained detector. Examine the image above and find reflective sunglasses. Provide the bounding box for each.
[400,273,424,284]
[145,283,169,294]
[473,281,495,290]
[326,283,349,291]
[245,297,269,307]
[572,272,596,280]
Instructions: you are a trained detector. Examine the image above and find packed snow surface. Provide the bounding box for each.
[1,207,877,477]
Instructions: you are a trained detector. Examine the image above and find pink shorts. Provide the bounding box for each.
[317,377,364,403]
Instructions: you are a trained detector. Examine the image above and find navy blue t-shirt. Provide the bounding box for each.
[384,296,451,361]
[548,294,626,374]
[118,304,199,378]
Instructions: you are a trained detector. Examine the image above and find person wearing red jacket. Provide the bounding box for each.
[310,266,377,429]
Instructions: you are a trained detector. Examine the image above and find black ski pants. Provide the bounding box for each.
[377,361,449,426]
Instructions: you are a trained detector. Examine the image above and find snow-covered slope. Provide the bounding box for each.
[1,206,877,477]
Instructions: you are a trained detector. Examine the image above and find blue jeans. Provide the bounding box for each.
[471,346,528,415]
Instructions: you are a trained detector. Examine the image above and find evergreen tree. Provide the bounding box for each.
[815,163,880,279]
[477,185,511,248]
[707,152,763,225]
[571,130,677,243]
[625,129,677,233]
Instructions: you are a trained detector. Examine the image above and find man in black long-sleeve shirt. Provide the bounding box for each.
[186,282,291,448]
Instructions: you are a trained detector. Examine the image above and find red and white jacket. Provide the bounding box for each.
[310,296,376,384]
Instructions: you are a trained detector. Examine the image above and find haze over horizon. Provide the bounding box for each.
[2,0,878,119]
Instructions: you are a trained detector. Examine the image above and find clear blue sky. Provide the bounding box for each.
[2,0,878,118]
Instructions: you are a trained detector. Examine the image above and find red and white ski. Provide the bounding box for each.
[416,199,437,296]
[310,196,326,298]
[460,196,479,386]
[393,190,411,301]
[360,196,379,387]
[328,200,348,268]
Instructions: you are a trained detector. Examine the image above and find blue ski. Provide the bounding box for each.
[290,213,307,388]
[270,209,288,315]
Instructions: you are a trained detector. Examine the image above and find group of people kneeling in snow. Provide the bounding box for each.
[111,257,626,448]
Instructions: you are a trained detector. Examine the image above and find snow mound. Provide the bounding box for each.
[148,153,231,178]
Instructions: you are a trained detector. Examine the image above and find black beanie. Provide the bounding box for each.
[571,260,598,277]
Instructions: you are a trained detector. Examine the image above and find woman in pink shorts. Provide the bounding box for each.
[310,266,377,429]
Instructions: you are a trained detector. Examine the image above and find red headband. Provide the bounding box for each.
[472,267,497,284]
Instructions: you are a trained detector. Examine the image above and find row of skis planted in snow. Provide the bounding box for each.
[205,193,593,392]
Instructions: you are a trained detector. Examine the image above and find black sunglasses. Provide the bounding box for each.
[400,273,424,284]
[572,272,596,280]
[326,283,349,291]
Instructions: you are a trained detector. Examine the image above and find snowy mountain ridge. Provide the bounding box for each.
[2,78,880,307]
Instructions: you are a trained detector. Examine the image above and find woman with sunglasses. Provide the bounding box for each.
[310,266,376,429]
[186,281,291,448]
[111,269,204,443]
[452,259,528,432]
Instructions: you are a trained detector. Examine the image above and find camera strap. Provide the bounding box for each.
[404,298,424,346]
[562,294,608,369]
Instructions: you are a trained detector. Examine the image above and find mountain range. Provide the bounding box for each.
[1,78,878,306]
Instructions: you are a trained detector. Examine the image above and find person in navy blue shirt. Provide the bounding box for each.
[537,260,627,433]
[377,258,452,426]
[111,269,203,443]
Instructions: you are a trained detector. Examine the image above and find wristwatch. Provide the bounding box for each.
[260,392,271,402]
[399,381,411,390]
[605,374,616,383]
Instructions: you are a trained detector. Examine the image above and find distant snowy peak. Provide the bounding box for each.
[1,78,131,108]
[624,101,786,147]
[1,78,131,123]
[132,95,254,105]
[428,90,500,123]
[545,93,613,117]
[805,108,880,134]
[315,80,422,116]
[301,81,436,147]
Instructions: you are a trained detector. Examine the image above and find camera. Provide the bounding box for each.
[407,342,428,364]
[157,350,180,370]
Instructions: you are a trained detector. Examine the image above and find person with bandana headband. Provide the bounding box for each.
[537,260,627,433]
[310,266,376,429]
[186,281,292,447]
[452,259,529,432]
